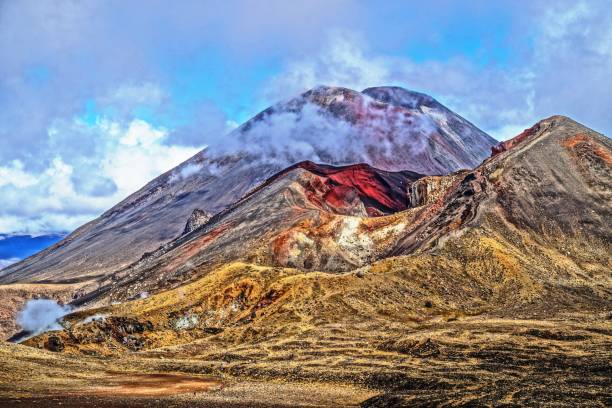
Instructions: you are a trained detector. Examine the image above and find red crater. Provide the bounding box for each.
[285,161,423,216]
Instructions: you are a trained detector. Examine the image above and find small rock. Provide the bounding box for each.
[46,335,65,352]
[408,338,440,357]
[183,209,212,235]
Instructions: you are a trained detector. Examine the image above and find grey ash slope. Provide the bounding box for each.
[362,86,493,168]
[0,86,496,284]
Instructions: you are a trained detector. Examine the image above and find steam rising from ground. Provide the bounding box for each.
[81,314,106,324]
[17,299,71,335]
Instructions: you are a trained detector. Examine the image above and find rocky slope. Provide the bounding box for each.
[66,115,610,311]
[66,161,424,307]
[12,116,610,406]
[0,110,606,408]
[0,86,495,286]
[25,115,610,338]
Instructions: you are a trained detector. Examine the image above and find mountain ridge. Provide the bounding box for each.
[33,115,609,313]
[10,114,610,407]
[0,85,496,286]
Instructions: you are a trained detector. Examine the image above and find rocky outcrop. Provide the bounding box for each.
[408,173,463,207]
[258,161,423,216]
[46,335,64,352]
[183,209,212,235]
[491,122,540,155]
[30,316,155,353]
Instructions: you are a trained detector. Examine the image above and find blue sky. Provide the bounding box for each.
[0,0,610,240]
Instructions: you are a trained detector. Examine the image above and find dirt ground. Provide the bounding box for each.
[1,312,610,407]
[0,379,372,408]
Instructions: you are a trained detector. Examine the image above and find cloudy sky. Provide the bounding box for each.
[0,0,611,236]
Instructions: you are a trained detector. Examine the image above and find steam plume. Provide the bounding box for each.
[17,299,71,335]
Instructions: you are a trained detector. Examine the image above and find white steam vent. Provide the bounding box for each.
[17,299,71,335]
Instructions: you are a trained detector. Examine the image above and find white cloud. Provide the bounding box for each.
[529,1,612,134]
[265,33,535,141]
[169,162,203,183]
[0,160,38,188]
[0,117,202,235]
[265,4,612,141]
[266,32,389,99]
[100,82,166,108]
[226,120,240,131]
[119,119,166,147]
[0,257,21,270]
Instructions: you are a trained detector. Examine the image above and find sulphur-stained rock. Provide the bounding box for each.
[172,314,200,331]
[183,209,212,235]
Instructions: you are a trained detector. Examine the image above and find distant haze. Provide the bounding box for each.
[0,234,65,270]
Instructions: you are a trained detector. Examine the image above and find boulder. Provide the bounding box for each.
[183,209,212,235]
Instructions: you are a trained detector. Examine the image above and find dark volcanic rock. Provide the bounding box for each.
[377,338,440,357]
[183,209,212,235]
[46,335,64,352]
